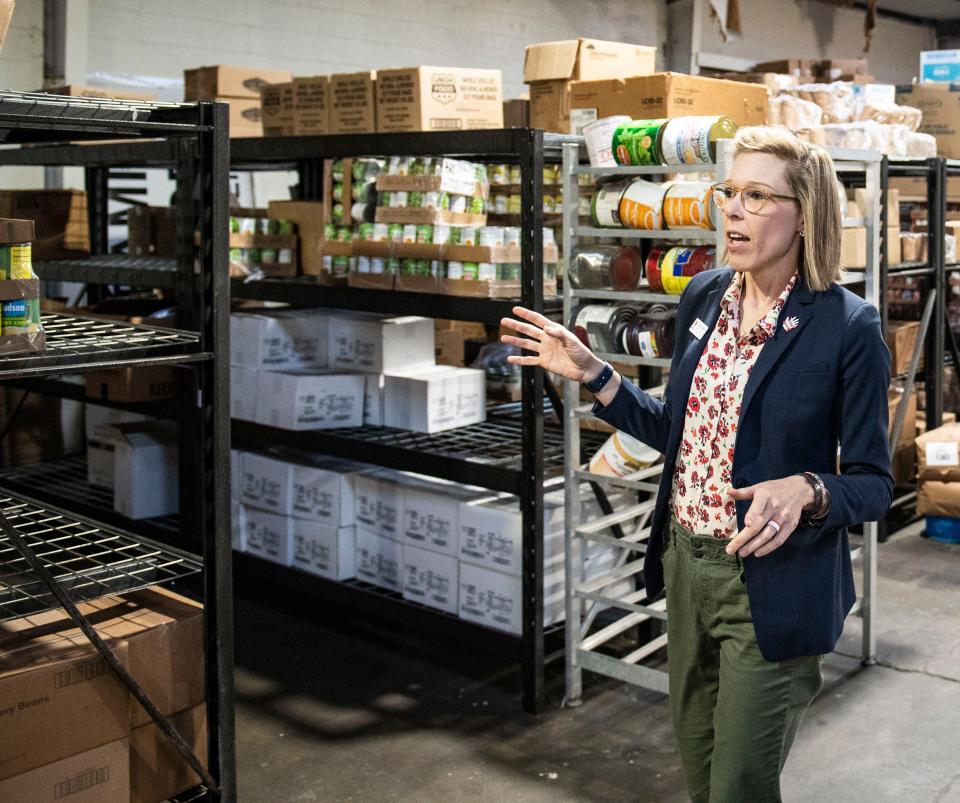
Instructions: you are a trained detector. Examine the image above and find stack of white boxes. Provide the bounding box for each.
[234,449,366,581]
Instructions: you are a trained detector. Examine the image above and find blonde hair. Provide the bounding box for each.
[724,126,842,292]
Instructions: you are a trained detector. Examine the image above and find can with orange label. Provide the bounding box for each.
[663,181,716,230]
[618,179,666,230]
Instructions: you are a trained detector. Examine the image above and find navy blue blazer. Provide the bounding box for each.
[593,267,894,661]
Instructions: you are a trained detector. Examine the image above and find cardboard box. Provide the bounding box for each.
[184,65,293,100]
[45,83,156,102]
[290,457,361,526]
[127,205,176,258]
[231,449,242,501]
[0,634,130,780]
[231,500,242,550]
[840,226,866,269]
[0,738,130,803]
[328,313,434,373]
[261,81,295,136]
[231,365,259,422]
[503,98,529,128]
[889,386,917,448]
[525,38,657,134]
[355,528,403,591]
[891,174,960,203]
[0,0,13,53]
[220,96,263,135]
[291,521,356,581]
[818,59,869,82]
[888,227,902,266]
[896,83,960,160]
[886,320,921,377]
[112,422,179,520]
[230,310,328,370]
[84,405,151,489]
[256,371,365,430]
[268,200,326,275]
[568,72,769,136]
[458,561,565,634]
[240,505,293,565]
[921,50,960,83]
[401,475,485,556]
[330,71,376,134]
[293,75,332,135]
[0,190,88,259]
[239,451,292,514]
[853,187,900,226]
[403,544,459,614]
[917,422,960,483]
[131,704,206,803]
[376,66,503,133]
[918,480,960,518]
[364,373,385,426]
[892,441,916,487]
[752,58,818,81]
[354,469,403,540]
[435,327,467,366]
[85,366,176,404]
[383,365,486,433]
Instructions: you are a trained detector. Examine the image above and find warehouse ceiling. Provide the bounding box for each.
[874,0,960,22]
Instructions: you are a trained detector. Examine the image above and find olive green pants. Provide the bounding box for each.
[662,515,824,803]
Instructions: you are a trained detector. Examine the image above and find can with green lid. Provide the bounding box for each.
[612,120,667,166]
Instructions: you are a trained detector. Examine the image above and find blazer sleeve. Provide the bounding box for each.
[819,302,894,529]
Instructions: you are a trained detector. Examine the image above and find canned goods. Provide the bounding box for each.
[416,224,434,244]
[387,224,403,243]
[358,223,376,241]
[356,255,372,273]
[430,260,442,277]
[502,227,521,248]
[249,248,262,265]
[460,227,478,246]
[570,305,637,353]
[352,182,371,202]
[662,181,716,230]
[543,195,556,213]
[478,263,497,281]
[371,257,386,274]
[322,255,333,272]
[490,164,509,185]
[496,264,520,281]
[238,217,257,235]
[409,158,427,176]
[543,228,556,246]
[0,243,33,280]
[645,248,667,292]
[390,191,408,209]
[373,223,390,242]
[654,246,717,295]
[619,179,667,230]
[323,223,336,240]
[447,227,462,246]
[589,430,660,477]
[335,227,352,242]
[422,192,440,209]
[278,219,295,235]
[446,261,464,280]
[350,202,368,223]
[385,258,401,274]
[401,259,419,276]
[462,262,480,280]
[278,249,293,264]
[332,255,350,276]
[479,227,504,247]
[591,179,630,227]
[433,224,452,245]
[568,245,643,291]
[507,194,522,215]
[332,203,344,224]
[493,194,508,214]
[394,156,412,176]
[469,196,485,215]
[612,120,667,166]
[621,311,677,358]
[1,298,40,334]
[449,195,467,214]
[332,160,344,182]
[509,165,522,184]
[260,248,278,263]
[659,115,737,165]
[583,115,632,168]
[437,192,451,210]
[408,191,424,209]
[229,216,240,233]
[332,183,343,202]
[402,224,418,243]
[416,259,432,277]
[379,191,393,207]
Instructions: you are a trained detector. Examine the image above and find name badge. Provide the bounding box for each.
[689,318,709,340]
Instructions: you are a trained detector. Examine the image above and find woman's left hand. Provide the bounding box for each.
[724,476,815,558]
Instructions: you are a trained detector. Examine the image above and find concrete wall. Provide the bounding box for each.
[668,0,936,84]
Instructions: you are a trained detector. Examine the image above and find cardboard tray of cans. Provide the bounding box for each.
[347,272,394,290]
[228,233,297,249]
[375,174,490,200]
[395,274,558,298]
[350,241,559,263]
[373,207,487,226]
[0,278,44,356]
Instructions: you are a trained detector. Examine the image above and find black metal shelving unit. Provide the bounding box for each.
[0,92,234,801]
[229,129,579,714]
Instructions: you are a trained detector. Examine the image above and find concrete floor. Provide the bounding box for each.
[234,523,960,802]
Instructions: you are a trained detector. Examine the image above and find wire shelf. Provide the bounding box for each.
[0,492,200,621]
[35,255,179,288]
[0,313,206,379]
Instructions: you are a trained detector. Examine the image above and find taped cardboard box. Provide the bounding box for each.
[896,83,960,159]
[294,75,332,135]
[331,71,376,134]
[917,422,960,482]
[86,366,176,403]
[111,421,179,520]
[524,38,657,134]
[503,98,529,128]
[568,73,768,136]
[131,703,206,803]
[261,81,295,137]
[0,738,130,803]
[885,320,921,377]
[184,65,293,100]
[376,66,502,133]
[46,84,156,102]
[0,190,88,259]
[268,200,326,274]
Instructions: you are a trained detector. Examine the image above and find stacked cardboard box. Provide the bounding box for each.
[127,205,177,258]
[44,84,157,103]
[917,422,960,517]
[0,587,205,803]
[184,65,293,137]
[0,190,88,259]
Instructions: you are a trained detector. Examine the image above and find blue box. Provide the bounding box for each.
[926,515,960,544]
[921,50,960,83]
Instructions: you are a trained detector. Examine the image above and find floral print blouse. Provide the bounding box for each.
[670,270,798,538]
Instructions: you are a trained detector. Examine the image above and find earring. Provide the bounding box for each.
[799,231,805,237]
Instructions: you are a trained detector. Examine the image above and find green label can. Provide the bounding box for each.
[323,223,336,240]
[331,256,350,276]
[462,262,480,280]
[416,224,434,244]
[401,259,419,276]
[2,298,39,334]
[416,259,432,277]
[612,120,666,166]
[358,223,376,241]
[385,258,401,274]
[278,219,295,234]
[336,227,352,242]
[387,224,404,243]
[408,191,424,209]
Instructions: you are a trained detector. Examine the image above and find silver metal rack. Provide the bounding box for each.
[561,141,884,703]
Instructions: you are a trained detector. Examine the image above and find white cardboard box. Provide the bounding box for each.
[291,521,356,580]
[400,474,485,557]
[364,373,385,426]
[354,469,403,539]
[290,457,361,526]
[239,451,292,514]
[230,449,242,502]
[384,366,486,433]
[241,505,293,565]
[84,405,151,489]
[112,422,179,520]
[458,561,566,635]
[256,371,365,430]
[328,314,434,373]
[230,310,328,370]
[355,528,403,591]
[231,501,243,550]
[230,366,260,422]
[403,544,459,614]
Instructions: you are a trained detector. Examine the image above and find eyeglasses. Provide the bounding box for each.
[710,182,798,214]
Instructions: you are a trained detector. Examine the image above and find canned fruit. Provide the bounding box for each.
[416,224,434,244]
[612,120,666,166]
[589,431,660,477]
[660,116,737,165]
[662,182,716,230]
[583,115,632,168]
[590,180,630,228]
[618,179,667,230]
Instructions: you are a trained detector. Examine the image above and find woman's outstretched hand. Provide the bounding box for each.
[500,306,605,383]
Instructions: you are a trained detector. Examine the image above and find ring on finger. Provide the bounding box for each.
[764,519,781,535]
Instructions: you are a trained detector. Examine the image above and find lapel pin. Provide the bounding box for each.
[782,316,799,332]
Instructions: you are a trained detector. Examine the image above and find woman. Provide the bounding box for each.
[501,127,893,802]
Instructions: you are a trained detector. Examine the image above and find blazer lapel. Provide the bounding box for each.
[737,274,818,430]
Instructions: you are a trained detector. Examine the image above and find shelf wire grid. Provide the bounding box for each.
[0,313,204,377]
[0,493,201,621]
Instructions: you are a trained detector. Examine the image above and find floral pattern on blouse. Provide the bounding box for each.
[670,270,798,538]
